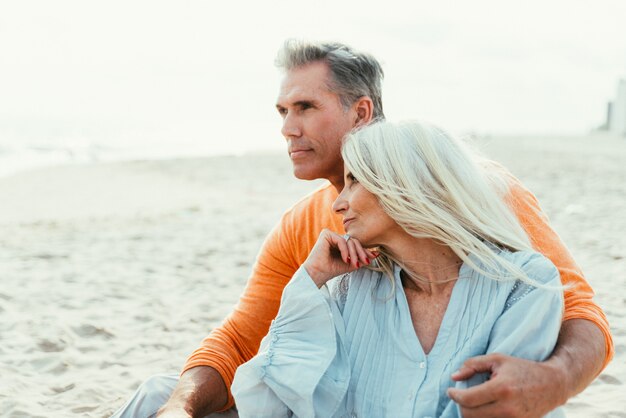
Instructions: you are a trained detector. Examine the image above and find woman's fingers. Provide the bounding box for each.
[324,230,356,267]
[318,230,379,271]
[353,241,371,266]
[344,238,358,268]
[330,231,351,264]
[365,249,378,261]
[343,236,376,268]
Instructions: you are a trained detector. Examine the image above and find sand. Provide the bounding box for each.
[0,134,624,417]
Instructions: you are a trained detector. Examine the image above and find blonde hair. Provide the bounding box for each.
[341,120,543,287]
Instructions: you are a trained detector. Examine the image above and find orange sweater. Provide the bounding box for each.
[183,172,613,411]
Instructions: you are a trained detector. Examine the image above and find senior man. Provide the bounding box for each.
[112,39,612,418]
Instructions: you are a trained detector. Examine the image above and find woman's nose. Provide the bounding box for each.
[332,190,348,213]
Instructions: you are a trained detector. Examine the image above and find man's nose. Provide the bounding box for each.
[281,113,301,139]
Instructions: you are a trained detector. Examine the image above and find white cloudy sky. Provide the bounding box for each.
[1,0,624,155]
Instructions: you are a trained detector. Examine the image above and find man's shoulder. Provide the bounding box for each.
[284,182,338,217]
[481,159,521,186]
[265,182,342,263]
[275,181,342,237]
[480,159,537,207]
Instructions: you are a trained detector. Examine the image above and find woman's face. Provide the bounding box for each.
[332,168,401,247]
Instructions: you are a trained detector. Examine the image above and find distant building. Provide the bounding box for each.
[603,102,612,131]
[608,79,626,136]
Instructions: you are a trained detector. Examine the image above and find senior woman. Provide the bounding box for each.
[231,121,564,418]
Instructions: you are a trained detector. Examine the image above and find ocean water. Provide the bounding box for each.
[0,139,278,178]
[0,117,283,178]
[0,142,158,178]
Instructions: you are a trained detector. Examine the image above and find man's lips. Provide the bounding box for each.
[343,217,355,228]
[289,149,312,159]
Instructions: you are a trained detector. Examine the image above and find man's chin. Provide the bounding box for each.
[292,167,321,181]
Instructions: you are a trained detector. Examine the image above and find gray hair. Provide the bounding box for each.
[342,120,557,289]
[275,39,385,120]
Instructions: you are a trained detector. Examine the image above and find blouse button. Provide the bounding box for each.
[419,361,426,369]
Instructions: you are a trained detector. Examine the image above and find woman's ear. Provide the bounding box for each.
[353,96,374,126]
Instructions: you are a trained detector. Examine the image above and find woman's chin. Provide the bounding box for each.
[347,230,377,248]
[349,234,372,248]
[346,230,359,241]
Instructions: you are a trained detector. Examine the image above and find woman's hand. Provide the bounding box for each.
[302,229,377,288]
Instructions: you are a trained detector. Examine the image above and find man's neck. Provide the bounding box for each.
[329,177,344,193]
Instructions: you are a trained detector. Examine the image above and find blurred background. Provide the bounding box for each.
[1,0,625,177]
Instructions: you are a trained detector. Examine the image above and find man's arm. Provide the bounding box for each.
[157,185,342,416]
[499,165,613,366]
[447,165,613,417]
[553,319,606,396]
[156,367,228,418]
[448,316,605,418]
[155,226,298,416]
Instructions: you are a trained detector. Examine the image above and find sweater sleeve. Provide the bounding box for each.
[181,184,342,411]
[181,214,300,410]
[502,167,613,369]
[231,267,350,418]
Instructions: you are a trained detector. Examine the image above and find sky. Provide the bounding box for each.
[1,0,625,156]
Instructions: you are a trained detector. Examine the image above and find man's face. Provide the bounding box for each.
[276,61,357,187]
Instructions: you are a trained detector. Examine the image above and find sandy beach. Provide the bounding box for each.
[0,134,624,417]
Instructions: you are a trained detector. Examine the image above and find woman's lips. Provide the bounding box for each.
[343,218,354,229]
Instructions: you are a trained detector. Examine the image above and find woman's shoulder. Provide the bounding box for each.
[489,249,564,317]
[496,248,560,286]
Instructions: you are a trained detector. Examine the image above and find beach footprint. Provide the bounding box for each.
[72,323,115,339]
[598,373,622,385]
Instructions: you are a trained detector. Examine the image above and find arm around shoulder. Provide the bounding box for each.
[504,171,613,369]
[448,253,567,418]
[156,366,228,418]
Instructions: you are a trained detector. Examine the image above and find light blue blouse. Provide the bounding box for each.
[232,250,565,418]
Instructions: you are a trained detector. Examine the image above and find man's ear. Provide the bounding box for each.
[353,96,374,126]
